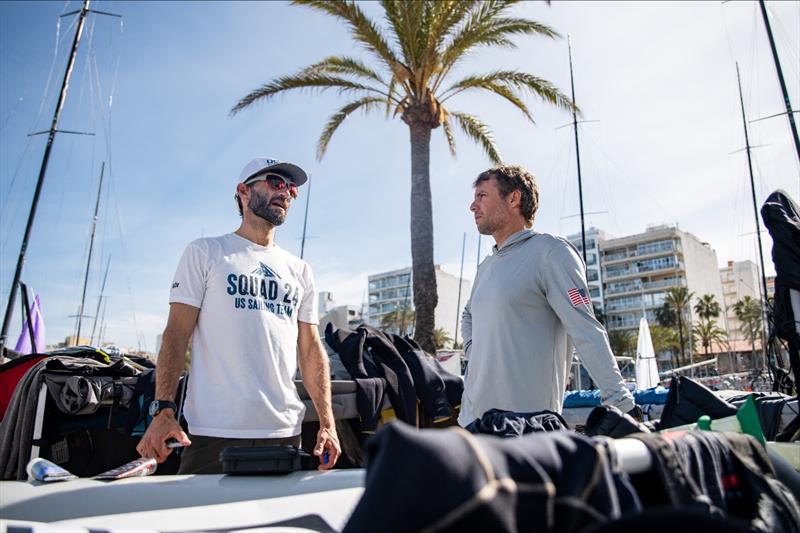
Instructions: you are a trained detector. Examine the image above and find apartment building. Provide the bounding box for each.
[719,260,761,346]
[367,266,471,344]
[601,224,724,337]
[567,227,610,311]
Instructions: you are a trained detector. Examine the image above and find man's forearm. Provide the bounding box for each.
[300,342,335,429]
[154,329,189,401]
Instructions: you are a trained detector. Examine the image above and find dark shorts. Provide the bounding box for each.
[177,433,301,475]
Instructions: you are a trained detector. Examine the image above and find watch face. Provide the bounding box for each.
[148,401,160,417]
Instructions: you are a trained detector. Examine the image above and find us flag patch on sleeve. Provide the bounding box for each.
[567,287,591,307]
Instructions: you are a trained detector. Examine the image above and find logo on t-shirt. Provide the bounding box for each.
[253,262,281,279]
[227,262,299,319]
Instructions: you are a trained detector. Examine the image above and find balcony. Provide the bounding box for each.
[604,261,681,281]
[604,277,685,296]
[603,241,681,265]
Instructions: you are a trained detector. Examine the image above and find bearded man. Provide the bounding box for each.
[137,157,340,473]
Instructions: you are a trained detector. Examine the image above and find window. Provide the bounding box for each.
[637,240,674,255]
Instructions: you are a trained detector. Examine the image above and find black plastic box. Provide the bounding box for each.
[220,445,313,475]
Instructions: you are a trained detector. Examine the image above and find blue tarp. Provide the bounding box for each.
[563,386,669,408]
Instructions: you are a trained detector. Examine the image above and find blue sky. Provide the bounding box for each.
[1,1,798,352]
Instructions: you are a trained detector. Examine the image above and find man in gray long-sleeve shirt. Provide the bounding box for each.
[458,165,635,427]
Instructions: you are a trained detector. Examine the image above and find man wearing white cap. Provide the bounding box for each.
[137,157,340,473]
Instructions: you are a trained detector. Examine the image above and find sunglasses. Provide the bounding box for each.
[246,173,298,198]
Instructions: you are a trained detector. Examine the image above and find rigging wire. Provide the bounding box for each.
[0,4,73,249]
[63,29,99,329]
[766,3,799,81]
[85,20,145,352]
[575,125,678,228]
[580,124,620,236]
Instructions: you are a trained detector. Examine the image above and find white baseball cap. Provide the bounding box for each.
[238,157,308,186]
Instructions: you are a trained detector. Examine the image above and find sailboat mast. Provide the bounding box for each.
[454,232,466,348]
[76,162,105,342]
[0,0,92,351]
[300,173,311,259]
[758,0,800,166]
[735,63,770,365]
[90,255,111,345]
[568,36,587,264]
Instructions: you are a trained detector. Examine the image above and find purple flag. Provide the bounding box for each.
[14,294,45,354]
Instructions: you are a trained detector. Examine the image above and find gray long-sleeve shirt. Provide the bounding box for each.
[458,229,635,426]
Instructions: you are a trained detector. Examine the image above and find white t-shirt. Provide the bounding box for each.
[169,233,318,438]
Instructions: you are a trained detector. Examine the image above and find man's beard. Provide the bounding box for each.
[248,189,287,226]
[475,214,501,236]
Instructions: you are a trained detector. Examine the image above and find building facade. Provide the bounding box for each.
[719,260,761,346]
[367,266,471,346]
[567,227,609,311]
[601,225,724,344]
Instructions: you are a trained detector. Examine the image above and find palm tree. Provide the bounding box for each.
[654,303,676,328]
[692,318,728,358]
[380,304,415,335]
[733,296,763,368]
[608,330,635,357]
[433,327,453,350]
[694,294,721,321]
[664,287,694,368]
[650,324,679,357]
[231,1,574,352]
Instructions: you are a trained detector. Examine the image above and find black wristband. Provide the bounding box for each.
[149,399,178,417]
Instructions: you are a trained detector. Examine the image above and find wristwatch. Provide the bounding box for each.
[148,399,178,417]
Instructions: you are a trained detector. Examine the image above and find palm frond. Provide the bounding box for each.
[451,111,502,164]
[428,0,481,54]
[441,70,576,115]
[443,78,533,122]
[317,96,388,160]
[385,76,398,117]
[292,0,400,69]
[381,0,429,94]
[302,56,388,87]
[381,0,415,69]
[230,73,388,115]
[441,109,457,157]
[434,0,559,91]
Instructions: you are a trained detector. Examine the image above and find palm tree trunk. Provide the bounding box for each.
[408,121,437,353]
[676,311,685,368]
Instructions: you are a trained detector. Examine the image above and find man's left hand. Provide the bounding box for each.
[313,426,341,470]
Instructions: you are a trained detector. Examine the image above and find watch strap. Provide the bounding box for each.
[151,399,178,416]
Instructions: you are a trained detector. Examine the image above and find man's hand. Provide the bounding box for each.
[313,426,341,470]
[136,411,191,464]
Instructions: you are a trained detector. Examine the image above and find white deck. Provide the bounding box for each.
[0,469,365,532]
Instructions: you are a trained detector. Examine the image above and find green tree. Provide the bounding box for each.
[592,305,606,326]
[231,0,574,352]
[664,287,694,368]
[608,330,635,357]
[650,324,679,355]
[654,303,676,328]
[692,318,728,357]
[380,304,415,335]
[433,327,453,350]
[733,296,764,366]
[694,294,721,321]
